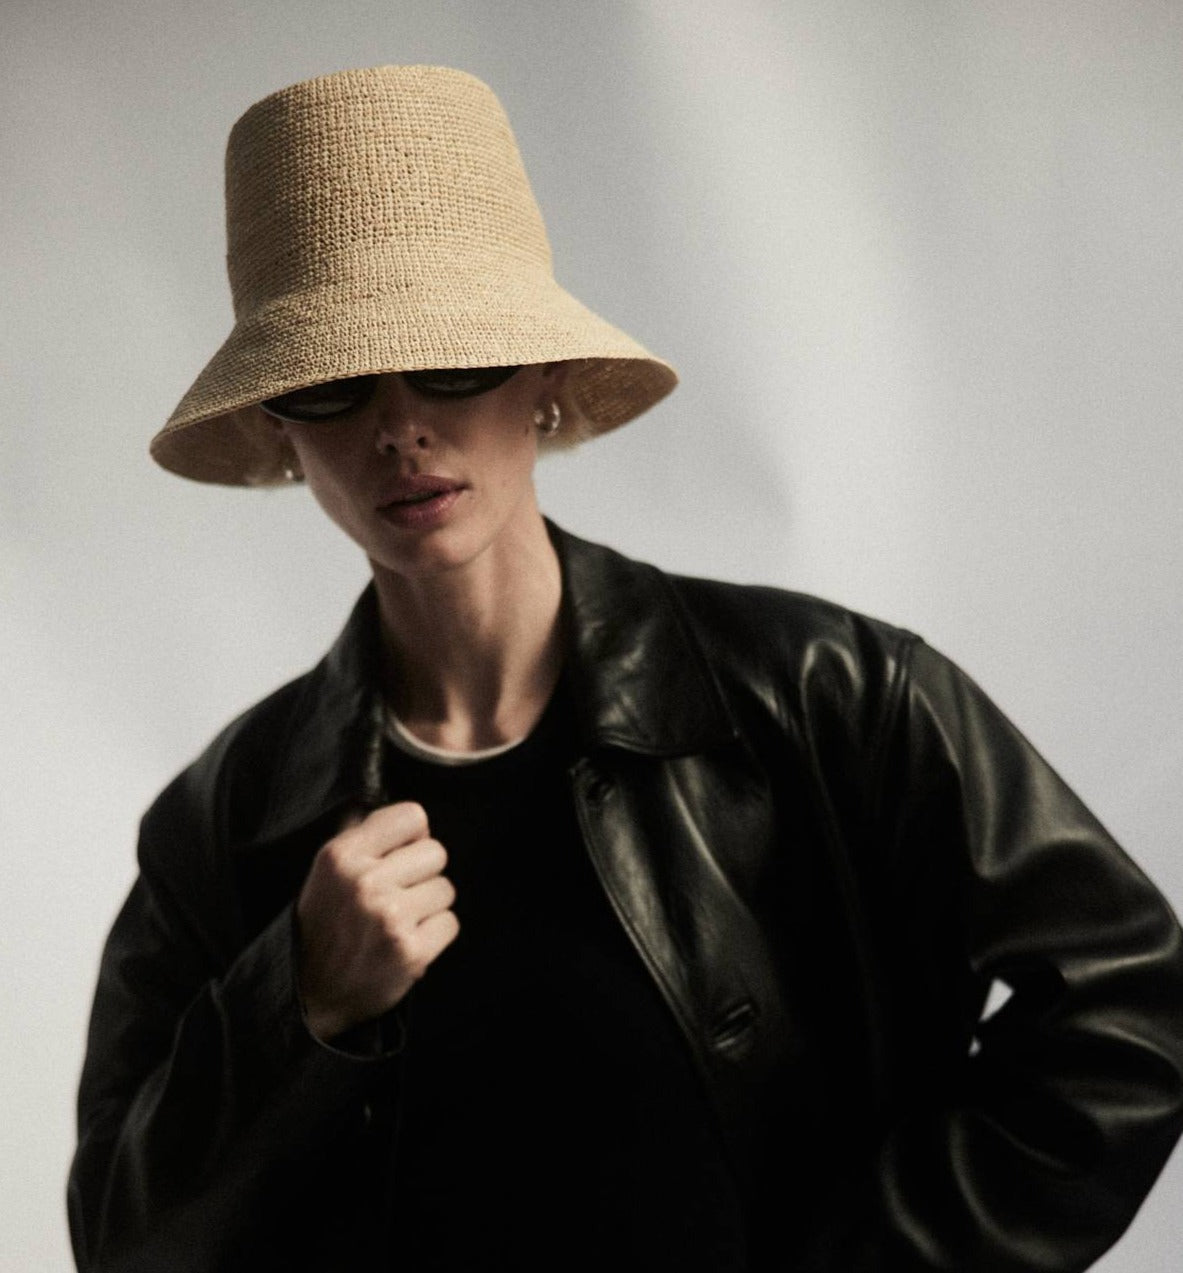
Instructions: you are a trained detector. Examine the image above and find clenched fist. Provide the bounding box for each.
[295,801,459,1041]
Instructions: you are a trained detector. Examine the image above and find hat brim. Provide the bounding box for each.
[151,275,677,486]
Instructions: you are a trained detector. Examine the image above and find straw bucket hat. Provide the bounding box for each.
[150,65,678,486]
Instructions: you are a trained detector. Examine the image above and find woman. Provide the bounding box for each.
[70,65,1183,1272]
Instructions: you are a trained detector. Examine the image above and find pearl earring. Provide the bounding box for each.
[533,401,561,437]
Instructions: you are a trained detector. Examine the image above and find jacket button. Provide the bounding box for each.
[586,774,612,804]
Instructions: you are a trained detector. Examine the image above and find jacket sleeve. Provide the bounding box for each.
[852,637,1183,1272]
[67,766,400,1272]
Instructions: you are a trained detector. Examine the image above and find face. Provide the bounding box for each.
[272,364,567,580]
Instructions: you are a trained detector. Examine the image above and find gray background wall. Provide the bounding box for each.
[4,1,1181,1267]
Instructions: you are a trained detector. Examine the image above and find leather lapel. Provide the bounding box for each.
[548,519,738,756]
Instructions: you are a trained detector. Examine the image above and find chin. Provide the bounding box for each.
[368,524,494,579]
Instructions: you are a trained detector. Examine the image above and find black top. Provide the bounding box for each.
[381,671,748,1270]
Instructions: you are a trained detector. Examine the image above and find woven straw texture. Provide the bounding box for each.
[150,65,677,485]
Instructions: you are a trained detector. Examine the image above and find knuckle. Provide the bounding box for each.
[355,872,385,911]
[380,907,410,946]
[397,801,429,835]
[318,836,352,873]
[422,838,448,869]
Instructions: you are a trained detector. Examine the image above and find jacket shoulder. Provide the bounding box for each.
[657,570,935,786]
[552,521,924,757]
[665,569,920,692]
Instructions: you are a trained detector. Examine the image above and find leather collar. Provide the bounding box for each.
[255,519,737,843]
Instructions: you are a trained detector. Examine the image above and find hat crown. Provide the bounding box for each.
[224,65,553,317]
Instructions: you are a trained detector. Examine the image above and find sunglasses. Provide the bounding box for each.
[258,366,522,424]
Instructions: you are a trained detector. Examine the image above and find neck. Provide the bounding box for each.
[370,510,563,752]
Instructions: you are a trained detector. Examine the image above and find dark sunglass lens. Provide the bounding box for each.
[261,375,379,421]
[403,366,521,399]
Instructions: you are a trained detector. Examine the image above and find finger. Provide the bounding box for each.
[333,801,431,863]
[416,908,461,964]
[400,873,457,922]
[363,838,449,890]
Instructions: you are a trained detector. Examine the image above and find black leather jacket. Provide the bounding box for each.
[70,521,1183,1272]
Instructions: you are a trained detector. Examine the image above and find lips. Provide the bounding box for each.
[377,474,467,510]
[376,473,468,529]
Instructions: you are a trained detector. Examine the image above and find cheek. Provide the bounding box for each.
[287,426,362,488]
[288,442,370,531]
[464,414,536,492]
[497,434,539,498]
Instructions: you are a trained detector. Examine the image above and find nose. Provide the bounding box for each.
[372,375,431,455]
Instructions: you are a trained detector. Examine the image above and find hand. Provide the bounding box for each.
[295,801,458,1041]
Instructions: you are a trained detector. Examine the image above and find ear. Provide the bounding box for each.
[258,409,304,482]
[540,360,570,392]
